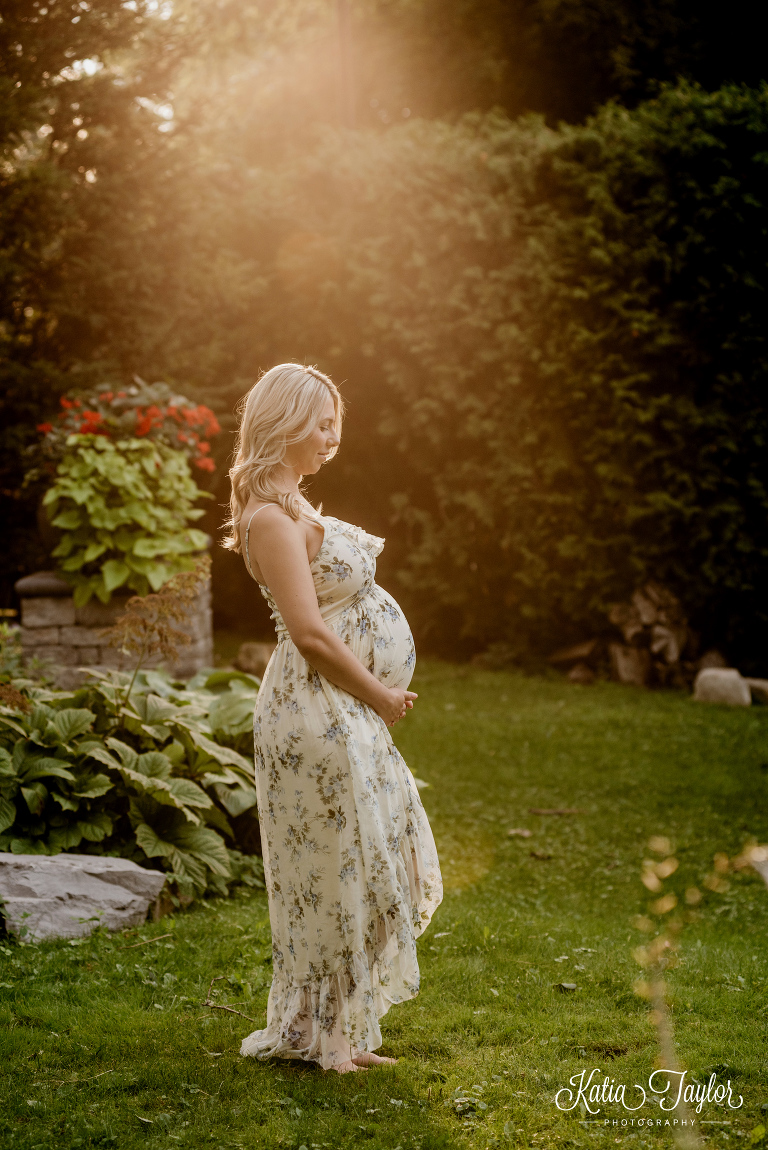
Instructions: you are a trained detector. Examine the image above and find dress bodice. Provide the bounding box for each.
[254,516,383,634]
[248,513,415,689]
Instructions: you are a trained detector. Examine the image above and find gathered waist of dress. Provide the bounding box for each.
[268,585,377,644]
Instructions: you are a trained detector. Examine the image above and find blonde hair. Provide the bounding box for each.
[222,363,344,553]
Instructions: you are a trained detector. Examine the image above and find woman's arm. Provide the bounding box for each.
[248,508,415,726]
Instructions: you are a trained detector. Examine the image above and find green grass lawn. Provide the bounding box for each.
[2,662,768,1150]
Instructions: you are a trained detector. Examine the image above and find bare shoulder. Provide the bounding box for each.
[242,503,303,547]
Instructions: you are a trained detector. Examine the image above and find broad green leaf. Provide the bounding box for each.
[60,553,86,571]
[52,793,80,812]
[116,763,174,801]
[209,690,257,738]
[105,738,139,771]
[204,670,261,692]
[73,773,112,799]
[134,822,190,875]
[0,795,16,834]
[102,558,130,593]
[0,715,27,738]
[212,782,258,817]
[78,811,112,842]
[22,758,77,784]
[132,694,180,726]
[173,824,231,877]
[202,804,232,838]
[135,752,173,781]
[73,582,94,607]
[21,781,48,816]
[11,837,50,855]
[0,746,16,773]
[167,778,211,809]
[146,564,171,592]
[47,824,84,851]
[51,509,83,530]
[81,743,122,771]
[171,725,253,772]
[83,540,108,563]
[48,708,95,744]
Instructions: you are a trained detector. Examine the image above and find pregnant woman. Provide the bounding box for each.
[223,363,442,1074]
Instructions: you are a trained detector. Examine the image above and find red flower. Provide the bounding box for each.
[194,456,216,472]
[117,390,126,398]
[183,404,221,437]
[37,422,53,434]
[99,391,113,402]
[60,397,73,409]
[197,441,211,454]
[79,410,104,433]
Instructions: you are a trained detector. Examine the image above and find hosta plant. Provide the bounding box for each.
[0,668,263,900]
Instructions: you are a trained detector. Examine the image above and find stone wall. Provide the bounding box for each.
[16,571,213,689]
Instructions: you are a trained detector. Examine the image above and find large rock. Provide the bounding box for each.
[693,668,751,707]
[0,853,166,941]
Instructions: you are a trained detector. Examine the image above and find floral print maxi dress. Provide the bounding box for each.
[239,514,443,1069]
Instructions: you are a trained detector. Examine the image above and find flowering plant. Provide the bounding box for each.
[35,378,220,473]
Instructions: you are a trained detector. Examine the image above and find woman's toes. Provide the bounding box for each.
[334,1059,366,1074]
[351,1052,398,1066]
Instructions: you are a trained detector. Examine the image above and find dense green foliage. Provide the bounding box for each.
[0,668,262,897]
[208,84,768,665]
[2,663,767,1146]
[0,0,192,599]
[3,2,768,666]
[43,436,209,605]
[337,0,768,125]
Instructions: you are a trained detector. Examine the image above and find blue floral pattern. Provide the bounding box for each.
[240,515,442,1069]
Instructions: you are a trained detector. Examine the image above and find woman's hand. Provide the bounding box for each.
[376,687,418,727]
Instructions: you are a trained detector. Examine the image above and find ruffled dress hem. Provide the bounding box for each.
[240,876,440,1070]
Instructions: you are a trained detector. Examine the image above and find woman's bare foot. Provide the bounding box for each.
[352,1052,398,1066]
[334,1059,367,1074]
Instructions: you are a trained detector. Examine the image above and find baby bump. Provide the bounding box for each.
[333,586,415,690]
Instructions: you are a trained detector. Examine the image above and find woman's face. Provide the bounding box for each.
[284,393,339,476]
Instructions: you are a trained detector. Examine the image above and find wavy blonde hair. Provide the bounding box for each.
[222,363,344,553]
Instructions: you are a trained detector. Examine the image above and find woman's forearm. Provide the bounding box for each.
[296,627,390,711]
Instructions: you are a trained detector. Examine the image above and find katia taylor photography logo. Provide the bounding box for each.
[554,1068,743,1118]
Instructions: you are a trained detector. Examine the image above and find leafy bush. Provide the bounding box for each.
[0,668,262,899]
[43,435,210,606]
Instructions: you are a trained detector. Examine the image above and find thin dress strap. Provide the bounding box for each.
[243,505,271,584]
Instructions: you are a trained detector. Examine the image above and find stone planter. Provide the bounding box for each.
[15,569,214,689]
